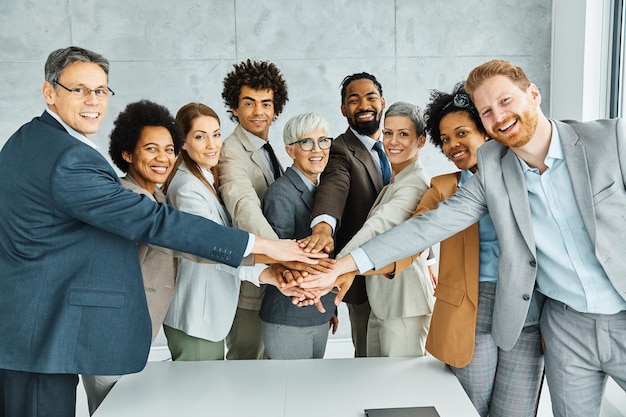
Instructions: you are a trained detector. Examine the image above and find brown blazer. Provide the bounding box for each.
[311,127,384,304]
[417,173,480,368]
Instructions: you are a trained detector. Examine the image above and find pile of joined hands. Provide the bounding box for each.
[262,232,358,313]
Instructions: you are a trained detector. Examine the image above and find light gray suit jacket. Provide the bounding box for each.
[361,118,626,350]
[339,158,434,319]
[163,163,256,341]
[218,124,282,310]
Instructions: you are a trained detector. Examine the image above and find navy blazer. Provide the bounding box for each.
[0,112,248,375]
[260,167,335,326]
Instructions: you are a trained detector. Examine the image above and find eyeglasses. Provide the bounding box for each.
[54,80,115,99]
[290,137,333,152]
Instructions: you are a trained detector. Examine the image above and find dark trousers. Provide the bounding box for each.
[0,369,78,417]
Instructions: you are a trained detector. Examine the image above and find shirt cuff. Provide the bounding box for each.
[238,264,266,286]
[349,247,374,274]
[310,214,337,233]
[243,233,255,257]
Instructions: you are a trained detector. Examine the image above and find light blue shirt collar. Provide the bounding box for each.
[240,125,269,151]
[290,165,318,190]
[349,127,381,149]
[517,120,563,173]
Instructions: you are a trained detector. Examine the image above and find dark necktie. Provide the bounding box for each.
[373,141,391,186]
[262,142,282,180]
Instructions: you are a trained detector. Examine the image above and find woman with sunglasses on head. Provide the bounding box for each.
[420,82,544,417]
[259,112,338,359]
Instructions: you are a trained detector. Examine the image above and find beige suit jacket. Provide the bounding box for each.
[339,159,433,319]
[219,124,281,309]
[120,176,176,341]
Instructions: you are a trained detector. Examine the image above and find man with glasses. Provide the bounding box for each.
[0,46,320,417]
[302,72,390,357]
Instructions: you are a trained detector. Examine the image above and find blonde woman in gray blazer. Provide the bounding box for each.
[338,102,433,357]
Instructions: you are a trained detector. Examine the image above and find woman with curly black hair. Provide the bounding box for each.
[83,99,183,415]
[420,82,544,417]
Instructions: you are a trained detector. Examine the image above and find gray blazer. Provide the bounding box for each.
[260,167,335,325]
[360,118,626,350]
[163,163,254,341]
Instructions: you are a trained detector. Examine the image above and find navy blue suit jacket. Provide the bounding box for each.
[0,112,248,375]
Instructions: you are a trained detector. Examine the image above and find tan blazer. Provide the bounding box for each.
[120,176,177,341]
[338,159,433,319]
[406,172,480,367]
[218,124,280,309]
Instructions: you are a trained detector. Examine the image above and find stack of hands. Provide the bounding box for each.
[256,232,358,313]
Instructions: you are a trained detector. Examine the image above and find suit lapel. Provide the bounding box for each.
[556,121,596,244]
[344,129,384,193]
[501,149,536,255]
[235,125,274,184]
[285,168,314,211]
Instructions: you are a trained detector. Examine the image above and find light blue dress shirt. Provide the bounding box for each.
[521,122,626,314]
[46,108,99,150]
[459,169,499,283]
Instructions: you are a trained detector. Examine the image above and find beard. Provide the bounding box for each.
[348,111,381,136]
[491,107,538,148]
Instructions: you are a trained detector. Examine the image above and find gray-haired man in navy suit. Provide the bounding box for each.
[0,46,320,417]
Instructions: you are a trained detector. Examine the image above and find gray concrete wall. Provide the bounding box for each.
[0,0,552,176]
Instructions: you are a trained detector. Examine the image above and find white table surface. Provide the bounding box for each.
[94,356,480,417]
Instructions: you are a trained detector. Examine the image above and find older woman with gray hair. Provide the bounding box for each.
[260,112,338,359]
[338,101,435,357]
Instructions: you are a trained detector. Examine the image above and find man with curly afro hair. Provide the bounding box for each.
[218,59,289,360]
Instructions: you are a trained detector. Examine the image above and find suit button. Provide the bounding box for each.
[523,294,531,301]
[530,260,537,267]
